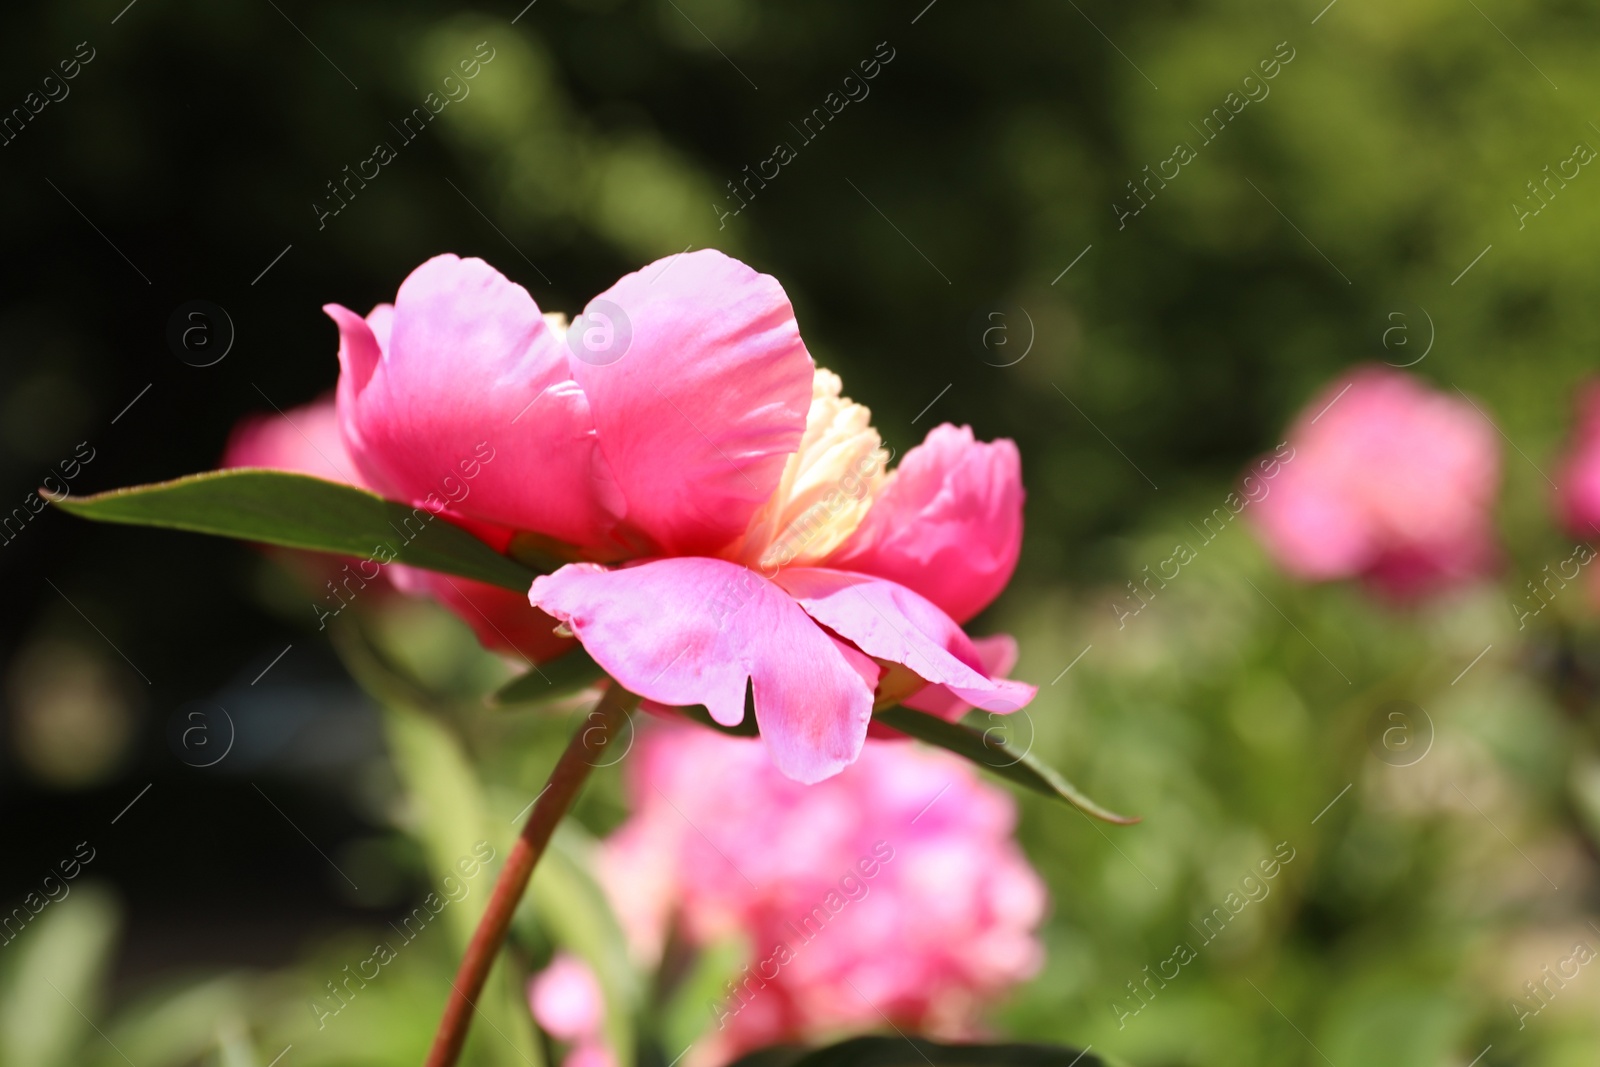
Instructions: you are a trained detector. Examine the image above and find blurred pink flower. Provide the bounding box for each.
[223,391,355,485]
[530,952,606,1042]
[1248,366,1501,598]
[596,723,1047,1066]
[529,953,615,1067]
[1556,380,1600,537]
[322,251,1030,781]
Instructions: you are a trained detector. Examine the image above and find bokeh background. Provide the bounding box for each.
[4,0,1600,1064]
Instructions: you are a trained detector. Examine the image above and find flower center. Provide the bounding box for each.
[726,368,889,572]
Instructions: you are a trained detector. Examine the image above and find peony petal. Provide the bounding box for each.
[365,302,395,353]
[902,633,1019,721]
[530,558,873,782]
[333,254,624,551]
[569,250,813,557]
[828,424,1023,624]
[773,568,1035,714]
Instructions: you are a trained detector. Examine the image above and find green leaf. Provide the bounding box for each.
[329,619,543,1067]
[725,1036,1113,1067]
[104,976,257,1067]
[491,647,606,707]
[656,932,747,1057]
[0,884,120,1067]
[667,696,1135,823]
[872,706,1139,825]
[50,468,538,592]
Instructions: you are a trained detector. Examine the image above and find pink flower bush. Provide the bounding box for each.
[1556,380,1600,537]
[312,250,1030,782]
[595,723,1047,1067]
[1247,365,1501,599]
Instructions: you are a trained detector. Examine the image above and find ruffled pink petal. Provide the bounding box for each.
[332,254,624,551]
[773,568,1035,714]
[828,424,1023,624]
[568,250,813,558]
[388,564,575,663]
[902,634,1020,721]
[529,558,873,782]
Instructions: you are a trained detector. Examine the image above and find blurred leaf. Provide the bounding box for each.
[656,933,746,1058]
[377,701,494,947]
[380,696,544,1067]
[51,469,537,592]
[0,883,119,1067]
[104,976,257,1067]
[334,621,542,1067]
[491,648,605,708]
[873,707,1139,825]
[525,825,640,1067]
[726,1036,1115,1067]
[215,1016,261,1067]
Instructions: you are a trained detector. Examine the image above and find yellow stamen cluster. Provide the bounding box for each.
[729,368,889,572]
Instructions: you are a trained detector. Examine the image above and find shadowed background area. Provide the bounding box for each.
[4,1,1600,1065]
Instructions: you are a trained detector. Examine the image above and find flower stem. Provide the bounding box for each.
[424,682,640,1067]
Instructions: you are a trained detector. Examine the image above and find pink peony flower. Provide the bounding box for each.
[595,723,1047,1067]
[324,251,1031,781]
[1556,380,1600,538]
[220,392,574,662]
[1247,365,1501,599]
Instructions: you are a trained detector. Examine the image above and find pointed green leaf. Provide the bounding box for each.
[667,696,1136,823]
[490,647,606,707]
[872,705,1139,824]
[49,468,538,592]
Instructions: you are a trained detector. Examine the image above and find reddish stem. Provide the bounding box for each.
[423,683,639,1067]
